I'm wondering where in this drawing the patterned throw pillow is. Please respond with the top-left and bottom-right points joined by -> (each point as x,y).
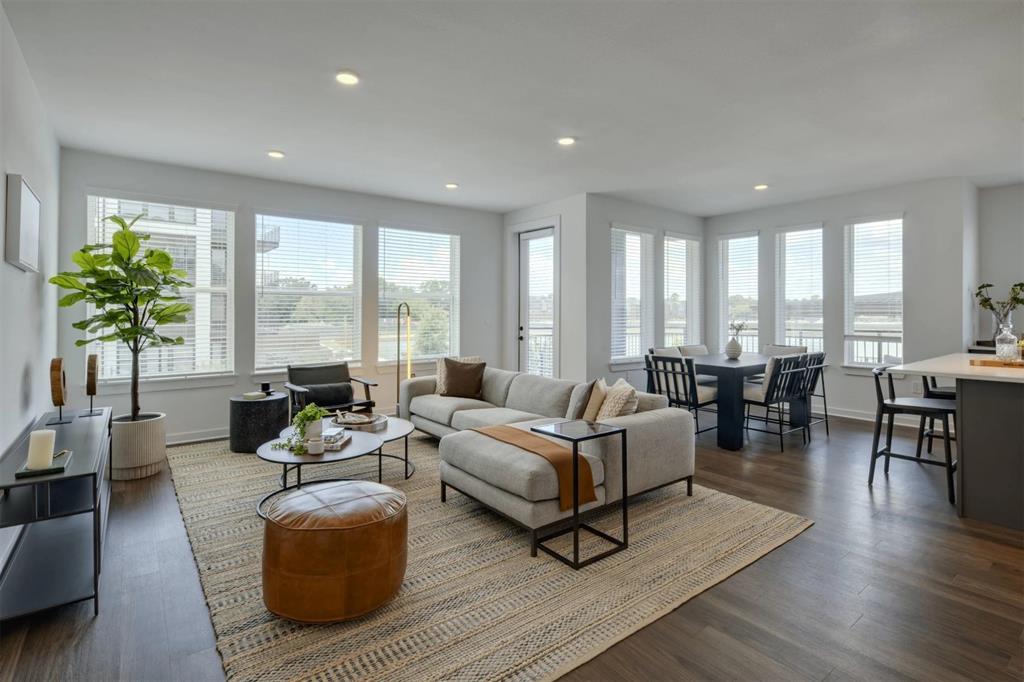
435,355 -> 482,394
595,378 -> 639,421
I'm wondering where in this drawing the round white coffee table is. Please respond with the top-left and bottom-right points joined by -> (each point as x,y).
279,415 -> 417,482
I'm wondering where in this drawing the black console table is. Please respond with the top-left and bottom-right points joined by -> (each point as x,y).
0,408 -> 111,620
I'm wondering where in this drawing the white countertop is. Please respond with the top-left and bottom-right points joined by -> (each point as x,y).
891,353 -> 1024,384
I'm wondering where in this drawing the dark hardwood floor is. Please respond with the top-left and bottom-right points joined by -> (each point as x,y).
1,417 -> 1021,681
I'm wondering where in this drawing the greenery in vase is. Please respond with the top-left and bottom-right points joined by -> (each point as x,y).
728,321 -> 747,336
273,403 -> 329,455
975,282 -> 1024,327
50,214 -> 191,421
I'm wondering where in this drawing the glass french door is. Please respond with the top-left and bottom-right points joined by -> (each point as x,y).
519,228 -> 556,376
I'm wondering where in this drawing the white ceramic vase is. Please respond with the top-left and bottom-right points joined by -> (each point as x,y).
111,412 -> 166,480
725,337 -> 743,360
305,418 -> 323,441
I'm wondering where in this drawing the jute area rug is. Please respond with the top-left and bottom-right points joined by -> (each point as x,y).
167,435 -> 811,682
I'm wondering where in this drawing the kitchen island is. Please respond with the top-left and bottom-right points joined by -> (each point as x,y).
892,353 -> 1024,530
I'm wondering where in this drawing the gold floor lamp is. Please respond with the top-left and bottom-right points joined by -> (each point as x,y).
395,302 -> 412,415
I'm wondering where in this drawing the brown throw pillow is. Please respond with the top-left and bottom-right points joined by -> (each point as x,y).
435,355 -> 482,394
439,358 -> 486,399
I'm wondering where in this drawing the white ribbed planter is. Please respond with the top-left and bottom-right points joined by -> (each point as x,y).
111,413 -> 167,480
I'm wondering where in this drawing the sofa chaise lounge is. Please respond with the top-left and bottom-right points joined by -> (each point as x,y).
399,367 -> 695,552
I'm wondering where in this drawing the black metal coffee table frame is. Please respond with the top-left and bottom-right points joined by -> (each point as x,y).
529,420 -> 628,569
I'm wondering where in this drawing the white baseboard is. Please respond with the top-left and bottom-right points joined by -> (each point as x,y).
167,426 -> 229,445
826,406 -> 948,431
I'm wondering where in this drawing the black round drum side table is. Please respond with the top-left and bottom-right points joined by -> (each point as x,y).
230,391 -> 289,453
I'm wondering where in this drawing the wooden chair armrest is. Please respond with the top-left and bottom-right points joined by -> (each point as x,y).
350,376 -> 378,387
284,382 -> 309,394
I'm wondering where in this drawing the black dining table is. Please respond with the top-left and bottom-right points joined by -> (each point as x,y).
691,353 -> 810,450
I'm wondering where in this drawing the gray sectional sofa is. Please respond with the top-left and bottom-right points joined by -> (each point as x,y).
399,367 -> 695,551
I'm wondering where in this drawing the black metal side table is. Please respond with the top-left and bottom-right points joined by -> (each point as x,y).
529,420 -> 628,569
229,391 -> 289,453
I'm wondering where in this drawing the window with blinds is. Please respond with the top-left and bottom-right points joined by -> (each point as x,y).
378,227 -> 460,361
844,217 -> 903,365
719,234 -> 759,352
87,195 -> 234,380
664,234 -> 701,346
775,226 -> 823,352
610,226 -> 654,361
254,214 -> 361,370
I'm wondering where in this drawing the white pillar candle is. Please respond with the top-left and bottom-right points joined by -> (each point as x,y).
26,429 -> 56,470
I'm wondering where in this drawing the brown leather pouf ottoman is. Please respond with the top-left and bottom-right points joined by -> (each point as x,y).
262,479 -> 407,623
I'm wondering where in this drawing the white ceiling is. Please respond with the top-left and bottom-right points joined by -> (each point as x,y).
4,1 -> 1022,216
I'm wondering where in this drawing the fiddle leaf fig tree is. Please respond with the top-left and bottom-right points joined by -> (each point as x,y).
50,214 -> 192,421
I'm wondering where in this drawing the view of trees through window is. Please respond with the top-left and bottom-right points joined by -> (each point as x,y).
777,227 -> 824,351
378,227 -> 460,362
254,215 -> 361,370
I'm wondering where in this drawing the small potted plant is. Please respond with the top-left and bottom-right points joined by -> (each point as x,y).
975,282 -> 1024,344
50,215 -> 191,480
725,321 -> 746,359
274,403 -> 329,455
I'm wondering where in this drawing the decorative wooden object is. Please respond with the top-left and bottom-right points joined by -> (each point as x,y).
46,358 -> 72,425
81,354 -> 102,417
969,357 -> 1024,369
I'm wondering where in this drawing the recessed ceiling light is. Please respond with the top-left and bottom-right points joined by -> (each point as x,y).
557,136 -> 576,146
754,184 -> 769,191
335,70 -> 360,86
267,150 -> 285,159
445,183 -> 459,190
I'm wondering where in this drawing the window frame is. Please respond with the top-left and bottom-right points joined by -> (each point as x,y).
85,193 -> 236,383
774,223 -> 824,352
662,231 -> 702,347
718,231 -> 760,353
253,212 -> 364,372
843,214 -> 904,367
609,223 -> 656,363
377,225 -> 462,363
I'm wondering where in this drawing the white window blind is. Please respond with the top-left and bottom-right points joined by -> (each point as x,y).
775,227 -> 823,352
844,217 -> 903,365
719,234 -> 759,352
664,235 -> 701,346
610,226 -> 654,360
87,195 -> 234,380
378,227 -> 461,361
254,214 -> 362,370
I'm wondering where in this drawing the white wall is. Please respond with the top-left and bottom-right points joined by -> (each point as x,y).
585,194 -> 704,387
977,183 -> 1024,338
58,149 -> 503,442
0,3 -> 60,572
502,194 -> 587,379
0,7 -> 59,453
705,177 -> 976,420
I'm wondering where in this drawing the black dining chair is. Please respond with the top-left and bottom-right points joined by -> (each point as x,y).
804,352 -> 830,438
644,354 -> 718,434
743,354 -> 810,451
869,367 -> 957,504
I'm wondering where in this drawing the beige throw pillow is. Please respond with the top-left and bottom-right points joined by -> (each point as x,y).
596,378 -> 639,421
581,378 -> 608,422
435,355 -> 482,394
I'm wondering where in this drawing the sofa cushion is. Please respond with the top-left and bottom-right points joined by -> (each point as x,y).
439,429 -> 605,502
504,374 -> 578,418
481,367 -> 518,406
435,355 -> 482,393
635,391 -> 669,412
409,394 -> 494,426
439,358 -> 486,399
596,378 -> 639,420
450,407 -> 544,430
565,380 -> 595,420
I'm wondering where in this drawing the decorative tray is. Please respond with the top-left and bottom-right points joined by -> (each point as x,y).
331,412 -> 388,432
969,358 -> 1024,368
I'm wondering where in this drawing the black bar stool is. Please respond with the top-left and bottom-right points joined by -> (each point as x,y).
869,367 -> 958,504
921,377 -> 956,454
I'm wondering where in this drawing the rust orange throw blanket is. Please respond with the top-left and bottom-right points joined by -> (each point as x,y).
472,425 -> 597,511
